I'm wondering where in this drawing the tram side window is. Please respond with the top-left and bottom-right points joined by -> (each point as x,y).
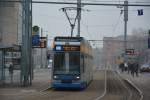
84,55 -> 87,72
81,55 -> 84,73
54,53 -> 65,74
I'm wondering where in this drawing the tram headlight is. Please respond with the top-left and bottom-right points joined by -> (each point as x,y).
76,76 -> 80,79
53,75 -> 58,79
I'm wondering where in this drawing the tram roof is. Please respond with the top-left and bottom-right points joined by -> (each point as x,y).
54,36 -> 85,42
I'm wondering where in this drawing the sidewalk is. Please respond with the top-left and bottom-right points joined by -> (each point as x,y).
0,69 -> 51,100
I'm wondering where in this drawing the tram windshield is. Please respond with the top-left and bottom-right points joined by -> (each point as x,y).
54,52 -> 80,74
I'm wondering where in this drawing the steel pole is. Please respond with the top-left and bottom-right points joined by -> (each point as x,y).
77,0 -> 81,37
41,28 -> 43,68
21,0 -> 32,86
124,0 -> 128,62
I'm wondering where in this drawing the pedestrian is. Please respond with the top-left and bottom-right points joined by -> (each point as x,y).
127,62 -> 131,74
9,63 -> 13,83
9,63 -> 13,75
130,61 -> 135,77
134,61 -> 139,77
119,62 -> 124,72
124,62 -> 128,71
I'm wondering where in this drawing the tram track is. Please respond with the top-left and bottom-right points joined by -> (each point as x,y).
4,70 -> 142,100
95,70 -> 143,100
116,71 -> 143,100
123,78 -> 143,100
39,70 -> 143,100
19,70 -> 104,100
114,71 -> 132,100
41,70 -> 106,100
17,87 -> 75,100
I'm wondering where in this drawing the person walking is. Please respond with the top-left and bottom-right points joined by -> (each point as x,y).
119,62 -> 124,72
124,62 -> 128,71
134,61 -> 139,77
127,61 -> 131,74
9,63 -> 14,83
130,61 -> 135,77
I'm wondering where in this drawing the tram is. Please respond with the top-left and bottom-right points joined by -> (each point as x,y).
51,36 -> 93,89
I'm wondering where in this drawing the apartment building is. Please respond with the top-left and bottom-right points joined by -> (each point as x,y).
0,0 -> 22,45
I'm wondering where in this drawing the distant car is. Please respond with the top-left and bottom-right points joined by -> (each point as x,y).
140,64 -> 150,72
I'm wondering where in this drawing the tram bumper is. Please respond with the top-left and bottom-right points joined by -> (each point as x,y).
51,82 -> 85,89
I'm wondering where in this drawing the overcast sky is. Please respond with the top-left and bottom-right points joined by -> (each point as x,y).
33,0 -> 150,47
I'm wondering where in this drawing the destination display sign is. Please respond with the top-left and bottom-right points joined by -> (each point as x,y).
54,45 -> 80,51
54,37 -> 83,42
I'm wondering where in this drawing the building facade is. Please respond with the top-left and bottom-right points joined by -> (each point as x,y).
0,0 -> 22,83
103,37 -> 124,69
0,0 -> 22,45
103,34 -> 149,69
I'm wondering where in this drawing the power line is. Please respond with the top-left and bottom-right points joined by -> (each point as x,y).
1,1 -> 150,7
88,39 -> 147,42
129,1 -> 150,4
81,21 -> 94,39
87,25 -> 113,27
86,8 -> 150,12
113,12 -> 123,32
52,0 -> 150,4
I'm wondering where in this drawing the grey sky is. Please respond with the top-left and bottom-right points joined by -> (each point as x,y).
33,0 -> 150,46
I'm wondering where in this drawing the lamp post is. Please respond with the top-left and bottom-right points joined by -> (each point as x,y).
124,0 -> 128,62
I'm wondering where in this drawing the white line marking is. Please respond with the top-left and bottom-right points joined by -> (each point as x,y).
94,68 -> 107,100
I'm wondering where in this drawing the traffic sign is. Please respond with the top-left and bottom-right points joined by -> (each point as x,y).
125,49 -> 134,55
39,37 -> 47,48
32,35 -> 40,46
33,26 -> 39,32
32,26 -> 39,35
138,9 -> 143,16
32,36 -> 47,48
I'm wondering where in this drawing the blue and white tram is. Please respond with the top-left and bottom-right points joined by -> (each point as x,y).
51,36 -> 93,89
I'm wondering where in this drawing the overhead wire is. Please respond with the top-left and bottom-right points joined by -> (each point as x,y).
81,20 -> 92,39
80,20 -> 95,47
113,11 -> 123,33
81,19 -> 116,48
52,0 -> 150,4
81,20 -> 104,48
1,1 -> 150,7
